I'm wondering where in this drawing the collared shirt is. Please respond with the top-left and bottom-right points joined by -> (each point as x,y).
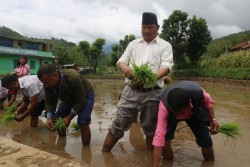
117,36 -> 174,88
18,75 -> 45,102
152,89 -> 214,147
14,64 -> 30,78
0,82 -> 8,99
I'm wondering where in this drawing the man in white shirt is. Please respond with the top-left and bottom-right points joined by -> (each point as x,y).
102,12 -> 174,152
1,74 -> 45,127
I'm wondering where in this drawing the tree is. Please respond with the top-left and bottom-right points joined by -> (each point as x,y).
110,34 -> 136,69
54,44 -> 72,65
160,10 -> 189,69
186,16 -> 212,64
119,34 -> 136,53
78,38 -> 106,74
160,10 -> 212,69
68,46 -> 87,67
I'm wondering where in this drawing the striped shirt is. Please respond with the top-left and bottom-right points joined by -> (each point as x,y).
0,82 -> 9,99
18,75 -> 45,102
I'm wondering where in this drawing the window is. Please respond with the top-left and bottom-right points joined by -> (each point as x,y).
44,61 -> 48,64
27,42 -> 39,50
0,37 -> 13,47
30,61 -> 36,69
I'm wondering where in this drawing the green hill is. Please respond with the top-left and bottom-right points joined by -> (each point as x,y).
204,30 -> 250,58
0,26 -> 76,48
0,26 -> 23,38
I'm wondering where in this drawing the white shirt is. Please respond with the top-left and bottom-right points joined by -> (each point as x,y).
18,75 -> 45,102
117,36 -> 174,88
0,82 -> 9,99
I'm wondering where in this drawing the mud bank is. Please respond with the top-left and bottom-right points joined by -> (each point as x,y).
173,77 -> 250,87
86,75 -> 250,87
0,136 -> 90,167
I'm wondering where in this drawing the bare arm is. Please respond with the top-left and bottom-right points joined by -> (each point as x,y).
117,62 -> 134,79
16,95 -> 39,122
156,68 -> 170,79
207,107 -> 219,134
8,94 -> 17,106
153,147 -> 163,167
64,112 -> 76,127
15,96 -> 29,115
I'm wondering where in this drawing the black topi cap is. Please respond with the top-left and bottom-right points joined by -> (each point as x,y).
142,12 -> 158,25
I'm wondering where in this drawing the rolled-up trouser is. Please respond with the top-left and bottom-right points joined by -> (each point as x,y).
166,116 -> 212,148
109,85 -> 163,139
30,100 -> 45,117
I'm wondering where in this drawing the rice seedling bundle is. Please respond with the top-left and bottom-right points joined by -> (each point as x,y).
131,62 -> 157,88
0,101 -> 19,126
53,117 -> 67,136
6,101 -> 19,113
1,112 -> 15,126
218,122 -> 242,140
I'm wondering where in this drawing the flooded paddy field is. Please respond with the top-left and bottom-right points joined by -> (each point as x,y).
1,79 -> 250,167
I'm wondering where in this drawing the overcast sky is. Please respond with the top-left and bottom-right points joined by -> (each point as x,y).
0,0 -> 249,45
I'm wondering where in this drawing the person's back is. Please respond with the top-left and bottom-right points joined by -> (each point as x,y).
18,75 -> 45,102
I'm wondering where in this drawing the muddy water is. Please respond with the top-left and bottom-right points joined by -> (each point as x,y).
0,79 -> 250,167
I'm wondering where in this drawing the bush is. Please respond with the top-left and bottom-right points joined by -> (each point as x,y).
201,50 -> 250,68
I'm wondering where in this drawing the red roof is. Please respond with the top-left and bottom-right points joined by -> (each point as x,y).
229,41 -> 250,51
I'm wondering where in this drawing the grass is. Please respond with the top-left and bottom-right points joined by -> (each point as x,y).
218,122 -> 242,140
70,122 -> 80,130
0,101 -> 19,126
131,62 -> 157,88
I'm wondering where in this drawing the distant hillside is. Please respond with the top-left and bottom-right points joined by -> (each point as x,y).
204,30 -> 250,58
0,26 -> 113,53
0,26 -> 76,48
3,25 -> 249,58
0,26 -> 23,38
103,44 -> 112,54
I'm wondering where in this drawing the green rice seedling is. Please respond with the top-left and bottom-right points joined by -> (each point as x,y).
6,101 -> 19,113
71,122 -> 80,130
53,117 -> 67,136
0,101 -> 19,126
218,122 -> 242,140
1,112 -> 15,126
131,62 -> 157,88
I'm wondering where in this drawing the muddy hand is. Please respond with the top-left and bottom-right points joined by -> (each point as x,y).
124,68 -> 134,80
210,119 -> 219,134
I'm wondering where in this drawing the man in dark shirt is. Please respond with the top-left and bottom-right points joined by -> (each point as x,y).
37,64 -> 95,145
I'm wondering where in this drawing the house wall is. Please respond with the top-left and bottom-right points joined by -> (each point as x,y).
0,36 -> 54,76
0,53 -> 54,75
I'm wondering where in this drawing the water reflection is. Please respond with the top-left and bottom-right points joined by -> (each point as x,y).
1,79 -> 250,167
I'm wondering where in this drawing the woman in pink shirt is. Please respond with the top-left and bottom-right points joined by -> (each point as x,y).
14,55 -> 30,78
152,81 -> 219,167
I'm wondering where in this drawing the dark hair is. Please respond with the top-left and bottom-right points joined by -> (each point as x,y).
167,88 -> 190,113
17,55 -> 28,67
37,64 -> 57,79
1,74 -> 18,88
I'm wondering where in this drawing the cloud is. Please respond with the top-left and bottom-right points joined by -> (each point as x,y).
0,0 -> 249,44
